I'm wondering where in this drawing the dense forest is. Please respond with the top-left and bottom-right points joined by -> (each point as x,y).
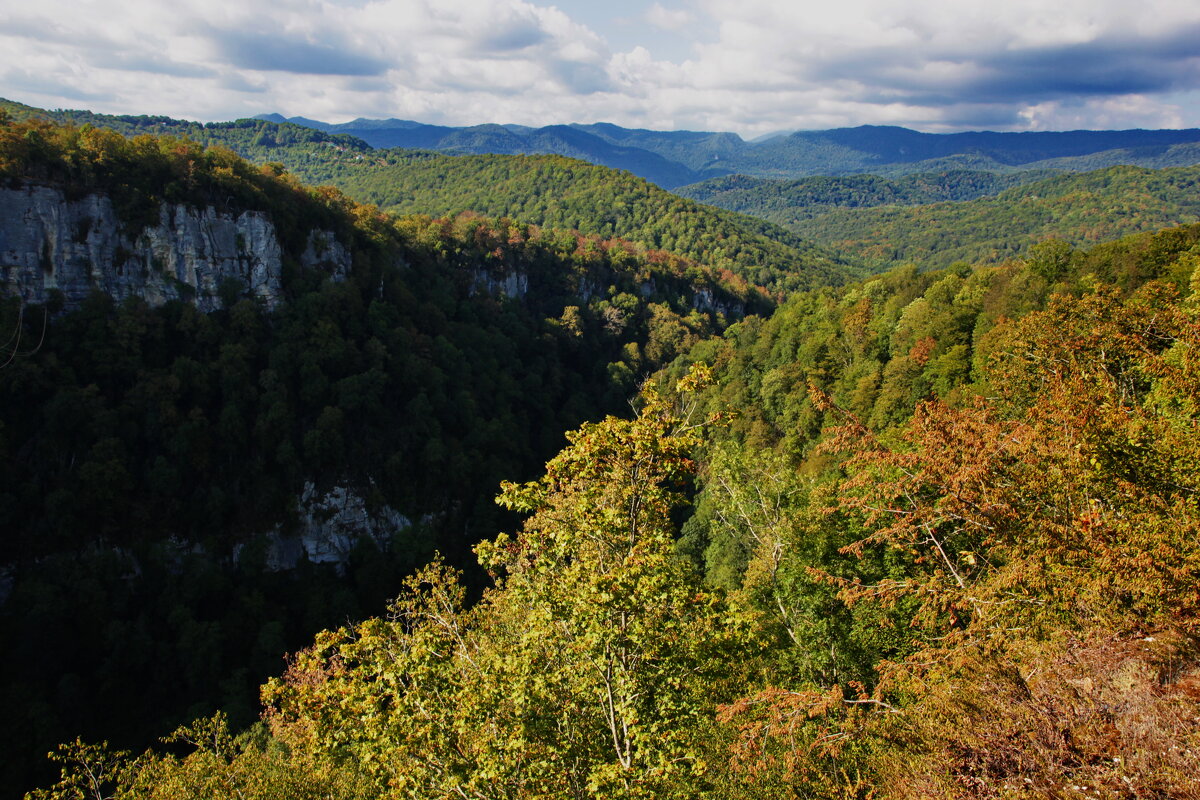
676,170 -> 1055,225
213,111 -> 1200,179
255,117 -> 722,190
0,97 -> 377,177
3,106 -> 1200,800
0,115 -> 766,795
724,124 -> 1200,176
296,151 -> 853,293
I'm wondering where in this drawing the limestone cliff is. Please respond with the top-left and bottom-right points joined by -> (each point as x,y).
0,183 -> 351,311
238,482 -> 415,574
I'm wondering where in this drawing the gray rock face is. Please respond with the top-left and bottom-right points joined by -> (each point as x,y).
0,184 -> 350,311
468,266 -> 529,299
691,287 -> 739,316
301,229 -> 352,281
240,482 -> 412,574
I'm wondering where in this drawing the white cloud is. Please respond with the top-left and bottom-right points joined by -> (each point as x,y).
2,0 -> 1200,134
678,0 -> 1200,132
644,3 -> 692,32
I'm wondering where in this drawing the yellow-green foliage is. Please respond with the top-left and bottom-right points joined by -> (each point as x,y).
713,275 -> 1200,798
261,369 -> 747,800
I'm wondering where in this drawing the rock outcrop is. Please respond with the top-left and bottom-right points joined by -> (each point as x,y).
468,265 -> 530,299
236,482 -> 412,574
0,184 -> 351,311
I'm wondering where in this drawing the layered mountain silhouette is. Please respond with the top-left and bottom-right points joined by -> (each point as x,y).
257,113 -> 1200,186
255,114 -> 725,188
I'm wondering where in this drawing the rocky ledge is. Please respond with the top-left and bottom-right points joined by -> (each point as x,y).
0,184 -> 351,311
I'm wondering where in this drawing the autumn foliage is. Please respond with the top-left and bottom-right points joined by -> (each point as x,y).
716,279 -> 1200,797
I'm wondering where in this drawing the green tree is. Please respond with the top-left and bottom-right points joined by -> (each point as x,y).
263,368 -> 746,799
1025,237 -> 1074,282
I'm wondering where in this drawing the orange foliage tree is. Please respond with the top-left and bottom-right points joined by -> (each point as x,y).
719,279 -> 1200,798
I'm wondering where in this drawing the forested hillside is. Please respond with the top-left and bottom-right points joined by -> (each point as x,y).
687,164 -> 1200,270
719,124 -> 1200,176
258,114 -> 723,189
792,164 -> 1200,269
256,110 -> 1200,179
0,100 -> 853,294
0,98 -> 376,177
301,151 -> 853,293
29,221 -> 1200,800
0,116 -> 767,796
676,170 -> 1050,225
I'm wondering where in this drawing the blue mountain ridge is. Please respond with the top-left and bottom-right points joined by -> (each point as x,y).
255,114 -> 1200,186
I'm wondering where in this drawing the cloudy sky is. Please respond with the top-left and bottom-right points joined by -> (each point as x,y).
4,0 -> 1200,136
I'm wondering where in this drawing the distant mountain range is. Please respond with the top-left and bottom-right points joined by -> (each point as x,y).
256,113 -> 1200,187
254,114 -> 734,188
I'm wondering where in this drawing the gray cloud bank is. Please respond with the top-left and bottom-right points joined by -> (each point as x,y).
2,0 -> 1199,135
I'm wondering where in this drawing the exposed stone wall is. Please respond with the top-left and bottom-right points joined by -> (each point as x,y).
0,184 -> 351,311
235,482 -> 413,574
468,266 -> 530,299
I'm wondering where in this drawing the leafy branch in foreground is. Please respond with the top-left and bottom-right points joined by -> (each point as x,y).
259,366 -> 748,799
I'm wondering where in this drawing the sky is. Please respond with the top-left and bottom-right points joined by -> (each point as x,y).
4,0 -> 1200,137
